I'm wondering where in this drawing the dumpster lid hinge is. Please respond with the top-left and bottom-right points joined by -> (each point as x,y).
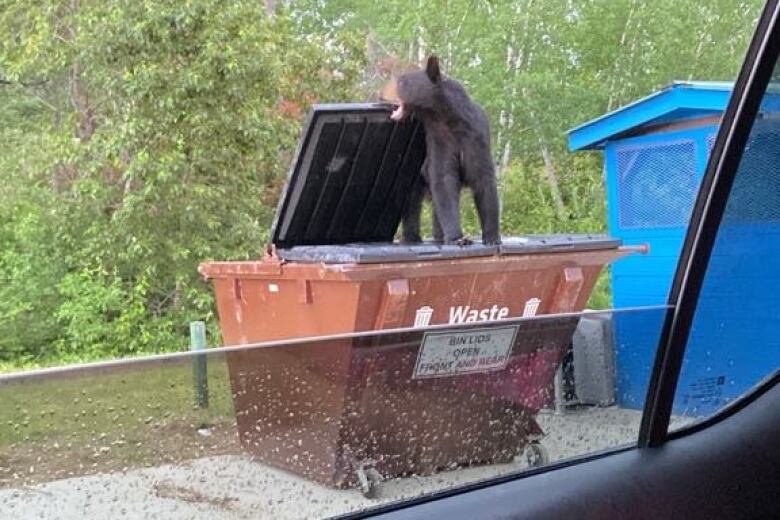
263,244 -> 283,263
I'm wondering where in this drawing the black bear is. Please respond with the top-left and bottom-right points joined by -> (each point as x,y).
381,55 -> 500,246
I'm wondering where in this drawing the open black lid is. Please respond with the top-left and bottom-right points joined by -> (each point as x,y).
270,103 -> 427,248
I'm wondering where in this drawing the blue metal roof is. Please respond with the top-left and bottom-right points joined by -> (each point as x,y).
567,81 -> 733,151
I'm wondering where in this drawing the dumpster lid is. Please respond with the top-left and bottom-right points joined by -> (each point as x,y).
276,235 -> 620,263
270,103 -> 427,249
499,235 -> 621,254
277,242 -> 499,263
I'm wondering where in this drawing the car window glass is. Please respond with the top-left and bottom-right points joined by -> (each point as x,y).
0,308 -> 671,519
670,59 -> 780,427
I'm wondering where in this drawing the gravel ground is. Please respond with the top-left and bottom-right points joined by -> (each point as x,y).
0,406 -> 692,520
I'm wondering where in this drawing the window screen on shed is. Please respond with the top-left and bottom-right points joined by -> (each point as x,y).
616,140 -> 697,229
721,118 -> 780,224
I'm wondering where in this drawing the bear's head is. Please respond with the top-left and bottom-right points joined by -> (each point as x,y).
380,55 -> 441,121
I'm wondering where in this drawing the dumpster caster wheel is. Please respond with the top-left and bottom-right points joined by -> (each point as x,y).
357,467 -> 382,499
525,442 -> 549,468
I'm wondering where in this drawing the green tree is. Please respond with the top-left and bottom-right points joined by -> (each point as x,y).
0,0 -> 365,363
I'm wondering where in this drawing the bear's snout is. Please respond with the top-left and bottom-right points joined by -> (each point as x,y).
380,78 -> 406,120
379,78 -> 401,103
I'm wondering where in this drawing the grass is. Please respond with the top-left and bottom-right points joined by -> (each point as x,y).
0,355 -> 241,487
587,269 -> 613,310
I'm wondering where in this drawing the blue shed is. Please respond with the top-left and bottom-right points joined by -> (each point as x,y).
568,81 -> 780,415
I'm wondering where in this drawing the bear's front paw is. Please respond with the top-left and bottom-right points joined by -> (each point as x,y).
390,103 -> 406,121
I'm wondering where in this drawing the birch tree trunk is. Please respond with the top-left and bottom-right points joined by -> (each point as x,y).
540,144 -> 566,220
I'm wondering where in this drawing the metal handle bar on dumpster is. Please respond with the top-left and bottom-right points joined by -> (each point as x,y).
618,244 -> 650,255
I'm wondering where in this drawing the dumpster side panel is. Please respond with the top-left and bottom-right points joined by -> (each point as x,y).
335,263 -> 607,480
227,341 -> 355,486
450,265 -> 603,411
339,318 -> 583,480
363,264 -> 603,331
211,277 -> 366,343
211,278 -> 370,486
343,334 -> 529,478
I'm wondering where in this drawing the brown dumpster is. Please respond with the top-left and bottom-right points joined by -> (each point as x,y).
199,104 -> 636,496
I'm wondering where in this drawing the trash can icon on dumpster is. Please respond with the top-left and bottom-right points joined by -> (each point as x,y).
523,298 -> 542,317
414,306 -> 434,328
199,103 -> 638,497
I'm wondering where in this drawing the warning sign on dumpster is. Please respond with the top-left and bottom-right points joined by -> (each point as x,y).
413,325 -> 519,379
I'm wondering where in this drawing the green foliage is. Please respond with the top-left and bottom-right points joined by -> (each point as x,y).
0,192 -> 65,362
54,270 -> 174,359
0,0 -> 365,365
0,0 -> 765,368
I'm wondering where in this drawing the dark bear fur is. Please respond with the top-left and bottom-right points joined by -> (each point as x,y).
381,55 -> 500,246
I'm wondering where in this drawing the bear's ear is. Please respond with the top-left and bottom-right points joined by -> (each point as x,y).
425,55 -> 441,83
